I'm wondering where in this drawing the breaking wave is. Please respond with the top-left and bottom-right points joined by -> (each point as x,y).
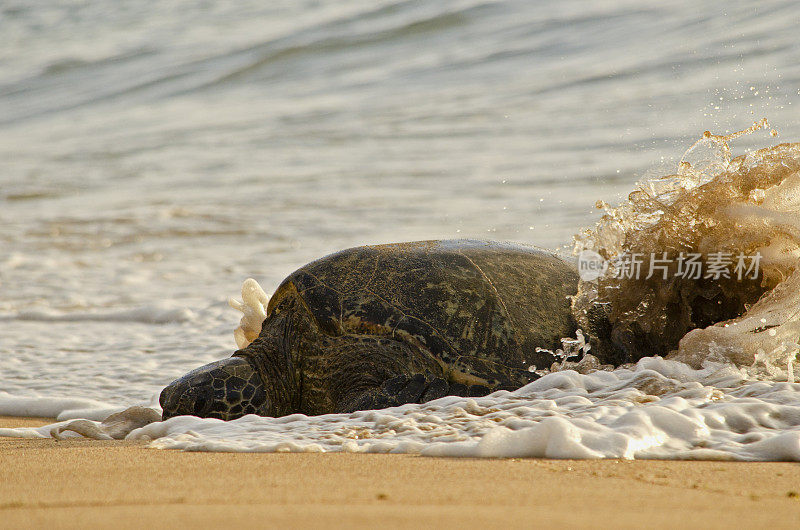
573,121 -> 800,382
0,304 -> 195,324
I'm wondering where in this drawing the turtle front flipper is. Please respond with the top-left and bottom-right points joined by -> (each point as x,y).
336,373 -> 450,413
301,333 -> 446,414
336,373 -> 501,413
315,334 -> 501,413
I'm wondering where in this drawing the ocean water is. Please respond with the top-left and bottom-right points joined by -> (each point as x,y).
2,0 -> 800,459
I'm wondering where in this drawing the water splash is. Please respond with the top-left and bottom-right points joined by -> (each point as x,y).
228,278 -> 270,349
573,120 -> 800,380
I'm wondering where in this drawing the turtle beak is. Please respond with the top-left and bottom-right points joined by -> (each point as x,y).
159,357 -> 270,421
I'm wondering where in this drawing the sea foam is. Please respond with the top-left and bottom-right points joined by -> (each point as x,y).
1,303 -> 195,325
123,357 -> 799,460
4,355 -> 799,460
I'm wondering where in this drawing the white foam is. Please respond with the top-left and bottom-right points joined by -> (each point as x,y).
96,358 -> 798,461
1,303 -> 195,325
0,394 -> 113,419
228,278 -> 270,349
3,344 -> 800,461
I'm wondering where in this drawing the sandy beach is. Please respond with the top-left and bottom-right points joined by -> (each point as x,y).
1,417 -> 799,529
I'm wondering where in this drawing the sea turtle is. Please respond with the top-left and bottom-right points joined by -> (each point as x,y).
160,240 -> 580,420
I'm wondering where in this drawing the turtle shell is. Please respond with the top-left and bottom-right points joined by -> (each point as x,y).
267,240 -> 579,383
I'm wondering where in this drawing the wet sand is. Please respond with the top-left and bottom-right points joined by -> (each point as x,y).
2,417 -> 799,529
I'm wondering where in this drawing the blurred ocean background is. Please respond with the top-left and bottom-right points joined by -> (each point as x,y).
1,0 -> 799,408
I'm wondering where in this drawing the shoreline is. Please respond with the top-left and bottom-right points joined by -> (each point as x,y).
2,416 -> 800,528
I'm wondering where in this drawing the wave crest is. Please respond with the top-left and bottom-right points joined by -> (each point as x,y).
573,121 -> 800,380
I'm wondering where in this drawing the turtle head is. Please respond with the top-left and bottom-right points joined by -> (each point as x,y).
159,357 -> 269,421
